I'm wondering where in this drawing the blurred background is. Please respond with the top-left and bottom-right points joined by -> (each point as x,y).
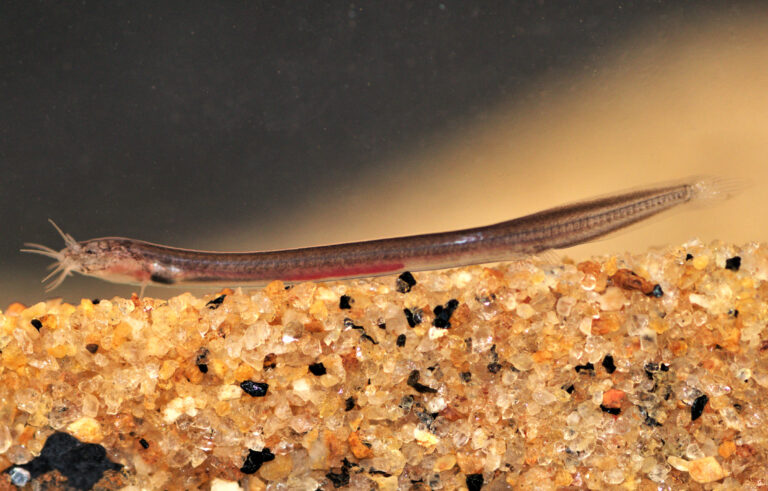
2,1 -> 766,305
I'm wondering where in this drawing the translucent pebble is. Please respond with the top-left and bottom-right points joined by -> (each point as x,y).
567,435 -> 595,455
675,310 -> 693,327
509,353 -> 534,371
562,428 -> 577,441
471,428 -> 488,449
431,274 -> 451,292
483,450 -> 502,473
223,334 -> 244,358
577,406 -> 601,427
734,367 -> 752,383
556,296 -> 577,317
700,438 -> 718,457
591,391 -> 603,406
578,318 -> 592,336
581,274 -> 597,291
626,314 -> 649,336
605,417 -> 631,435
532,389 -> 556,405
692,255 -> 709,270
116,298 -> 136,314
103,390 -> 124,415
524,402 -> 542,416
300,336 -> 322,357
243,322 -> 268,349
88,351 -> 109,368
149,470 -> 171,489
190,448 -> 207,468
583,336 -> 606,359
565,412 -> 581,427
706,383 -> 731,397
414,427 -> 439,447
495,391 -> 513,410
471,328 -> 494,352
639,331 -> 658,352
6,445 -> 32,465
501,370 -> 518,385
15,388 -> 41,413
274,399 -> 293,420
602,468 -> 625,485
218,385 -> 242,401
290,449 -> 311,475
753,370 -> 768,388
168,447 -> 192,468
289,415 -> 314,434
452,270 -> 473,288
598,287 -> 627,311
741,323 -> 764,343
689,293 -> 711,310
425,396 -> 447,413
287,476 -> 322,490
244,432 -> 265,450
719,407 -> 742,430
428,327 -> 448,340
8,467 -> 31,487
501,293 -> 517,310
452,432 -> 469,448
66,417 -> 104,443
0,424 -> 11,454
210,478 -> 243,491
516,303 -> 536,319
292,378 -> 312,402
685,443 -> 705,460
693,310 -> 708,326
12,329 -> 34,354
667,455 -> 690,471
647,462 -> 670,483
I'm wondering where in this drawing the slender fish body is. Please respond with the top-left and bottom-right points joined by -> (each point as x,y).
22,177 -> 736,290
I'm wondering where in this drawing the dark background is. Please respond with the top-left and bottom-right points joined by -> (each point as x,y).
1,1 -> 761,304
